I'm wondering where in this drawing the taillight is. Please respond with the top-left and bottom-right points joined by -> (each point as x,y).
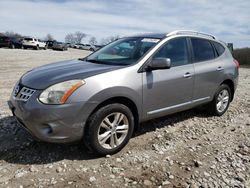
233,59 -> 240,69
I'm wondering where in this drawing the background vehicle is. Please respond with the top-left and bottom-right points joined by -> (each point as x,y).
81,44 -> 95,51
73,43 -> 84,49
46,40 -> 57,49
22,37 -> 47,50
94,44 -> 104,51
0,36 -> 23,49
8,30 -> 239,155
52,42 -> 68,51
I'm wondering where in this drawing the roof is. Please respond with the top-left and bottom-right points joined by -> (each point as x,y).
126,30 -> 217,40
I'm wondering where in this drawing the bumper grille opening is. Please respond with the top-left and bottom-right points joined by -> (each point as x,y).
14,85 -> 36,102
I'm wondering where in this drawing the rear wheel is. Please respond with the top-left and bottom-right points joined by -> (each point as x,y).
207,84 -> 231,116
85,103 -> 134,155
10,44 -> 15,49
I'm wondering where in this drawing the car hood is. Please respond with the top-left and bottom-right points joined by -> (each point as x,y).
20,59 -> 124,89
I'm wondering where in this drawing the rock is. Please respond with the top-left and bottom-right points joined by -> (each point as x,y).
15,170 -> 27,178
210,165 -> 216,169
186,167 -> 191,171
89,176 -> 96,182
29,166 -> 38,172
162,180 -> 171,185
144,179 -> 152,186
204,172 -> 210,177
116,158 -> 122,163
194,160 -> 202,167
169,175 -> 174,179
190,183 -> 199,188
56,167 -> 63,173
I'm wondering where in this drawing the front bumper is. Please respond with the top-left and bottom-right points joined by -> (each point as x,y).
8,90 -> 97,143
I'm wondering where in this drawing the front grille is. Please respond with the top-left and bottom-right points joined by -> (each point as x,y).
14,85 -> 36,102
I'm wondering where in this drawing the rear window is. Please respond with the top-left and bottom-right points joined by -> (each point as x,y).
24,38 -> 33,41
212,41 -> 225,56
191,38 -> 215,62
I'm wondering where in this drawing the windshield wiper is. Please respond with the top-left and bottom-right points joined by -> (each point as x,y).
78,57 -> 86,61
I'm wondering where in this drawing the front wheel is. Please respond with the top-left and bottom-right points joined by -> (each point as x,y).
207,84 -> 231,116
85,103 -> 134,155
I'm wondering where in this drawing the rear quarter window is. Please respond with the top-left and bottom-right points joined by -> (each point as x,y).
191,38 -> 215,62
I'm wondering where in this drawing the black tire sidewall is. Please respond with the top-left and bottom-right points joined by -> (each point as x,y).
213,84 -> 231,116
86,103 -> 134,155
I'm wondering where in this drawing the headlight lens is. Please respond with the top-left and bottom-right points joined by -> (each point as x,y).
39,80 -> 85,104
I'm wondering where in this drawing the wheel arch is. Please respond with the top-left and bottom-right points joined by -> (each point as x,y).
85,96 -> 140,134
220,79 -> 235,101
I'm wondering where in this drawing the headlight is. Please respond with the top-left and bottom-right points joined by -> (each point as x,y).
39,80 -> 85,104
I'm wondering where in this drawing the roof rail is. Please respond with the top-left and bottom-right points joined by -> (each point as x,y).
166,30 -> 216,39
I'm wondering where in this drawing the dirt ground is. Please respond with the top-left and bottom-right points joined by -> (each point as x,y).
0,48 -> 249,188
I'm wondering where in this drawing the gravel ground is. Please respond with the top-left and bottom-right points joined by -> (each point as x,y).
0,48 -> 249,188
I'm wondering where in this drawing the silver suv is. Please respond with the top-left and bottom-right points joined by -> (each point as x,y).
8,30 -> 239,155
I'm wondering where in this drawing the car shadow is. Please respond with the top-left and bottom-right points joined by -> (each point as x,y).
135,108 -> 210,137
0,108 -> 210,165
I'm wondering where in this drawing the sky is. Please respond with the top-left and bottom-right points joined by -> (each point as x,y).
0,0 -> 249,47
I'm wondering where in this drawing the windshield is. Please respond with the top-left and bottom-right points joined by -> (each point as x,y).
85,37 -> 160,65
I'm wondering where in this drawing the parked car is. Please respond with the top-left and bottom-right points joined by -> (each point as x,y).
0,36 -> 24,49
22,37 -> 47,50
46,40 -> 57,49
94,44 -> 104,51
52,42 -> 68,51
73,43 -> 84,49
81,44 -> 95,51
8,30 -> 239,155
66,43 -> 74,48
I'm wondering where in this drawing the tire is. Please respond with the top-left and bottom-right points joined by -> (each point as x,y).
10,44 -> 15,49
20,45 -> 24,49
207,84 -> 231,116
35,45 -> 39,50
90,48 -> 94,51
44,46 -> 47,50
85,103 -> 134,155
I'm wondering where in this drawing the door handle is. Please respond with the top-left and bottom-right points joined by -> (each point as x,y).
183,72 -> 192,78
217,66 -> 224,71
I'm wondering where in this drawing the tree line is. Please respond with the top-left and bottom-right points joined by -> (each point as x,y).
233,48 -> 250,65
1,31 -> 119,45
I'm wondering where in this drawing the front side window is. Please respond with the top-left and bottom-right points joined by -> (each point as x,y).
153,37 -> 189,67
86,37 -> 160,65
191,38 -> 215,62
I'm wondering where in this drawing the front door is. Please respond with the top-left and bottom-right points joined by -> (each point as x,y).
142,37 -> 194,119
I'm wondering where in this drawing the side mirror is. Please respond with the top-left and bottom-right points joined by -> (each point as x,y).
146,58 -> 171,71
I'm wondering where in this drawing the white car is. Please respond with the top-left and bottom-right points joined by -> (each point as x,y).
22,37 -> 47,50
82,44 -> 95,51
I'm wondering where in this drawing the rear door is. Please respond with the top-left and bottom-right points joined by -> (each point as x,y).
190,37 -> 224,102
142,37 -> 194,119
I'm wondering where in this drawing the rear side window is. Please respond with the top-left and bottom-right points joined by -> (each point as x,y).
191,38 -> 215,62
153,37 -> 189,67
24,38 -> 33,41
212,41 -> 225,56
